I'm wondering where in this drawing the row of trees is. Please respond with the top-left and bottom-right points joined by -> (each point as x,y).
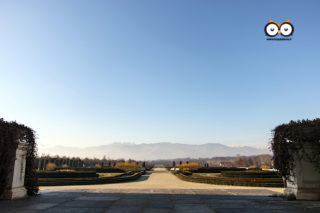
168,154 -> 273,169
233,154 -> 272,168
36,155 -> 148,171
38,154 -> 272,171
36,156 -> 84,170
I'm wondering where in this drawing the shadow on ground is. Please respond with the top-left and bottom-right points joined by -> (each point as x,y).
1,190 -> 319,213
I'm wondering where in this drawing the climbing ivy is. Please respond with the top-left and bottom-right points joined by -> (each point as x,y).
271,118 -> 320,181
0,118 -> 38,197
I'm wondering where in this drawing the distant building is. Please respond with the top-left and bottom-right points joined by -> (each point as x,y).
219,161 -> 233,167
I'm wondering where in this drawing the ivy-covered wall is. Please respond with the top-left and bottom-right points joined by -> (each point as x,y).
271,118 -> 320,180
0,118 -> 38,197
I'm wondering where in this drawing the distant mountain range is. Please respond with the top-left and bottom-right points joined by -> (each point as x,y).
39,142 -> 270,160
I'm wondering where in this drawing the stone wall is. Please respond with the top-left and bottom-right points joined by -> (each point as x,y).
285,149 -> 320,200
1,142 -> 28,199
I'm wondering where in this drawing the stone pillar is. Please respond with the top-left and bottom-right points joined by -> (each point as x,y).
2,142 -> 28,199
285,147 -> 320,200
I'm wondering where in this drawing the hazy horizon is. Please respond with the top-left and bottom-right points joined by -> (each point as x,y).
39,141 -> 270,150
38,142 -> 271,160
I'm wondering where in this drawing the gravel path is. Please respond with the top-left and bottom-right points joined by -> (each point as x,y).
40,168 -> 284,195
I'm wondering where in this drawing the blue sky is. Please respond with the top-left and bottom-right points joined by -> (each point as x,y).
1,0 -> 319,151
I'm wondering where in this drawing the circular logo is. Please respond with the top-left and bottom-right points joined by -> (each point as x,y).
265,20 -> 294,37
265,22 -> 279,37
280,22 -> 294,37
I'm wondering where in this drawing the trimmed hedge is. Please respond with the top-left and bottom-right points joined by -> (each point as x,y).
67,168 -> 97,172
221,171 -> 281,178
174,172 -> 284,187
38,171 -> 145,186
96,168 -> 125,173
193,167 -> 247,173
62,167 -> 125,173
37,171 -> 98,178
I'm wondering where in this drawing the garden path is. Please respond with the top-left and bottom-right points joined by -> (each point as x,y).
40,168 -> 284,195
2,169 -> 319,213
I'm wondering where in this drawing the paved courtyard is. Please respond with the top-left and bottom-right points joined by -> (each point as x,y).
1,168 -> 319,213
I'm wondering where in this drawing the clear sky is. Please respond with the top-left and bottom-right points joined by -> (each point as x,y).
1,0 -> 319,151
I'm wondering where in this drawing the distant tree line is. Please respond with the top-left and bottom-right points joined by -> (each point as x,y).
233,154 -> 272,168
36,155 -> 84,170
36,155 -> 148,170
156,154 -> 273,168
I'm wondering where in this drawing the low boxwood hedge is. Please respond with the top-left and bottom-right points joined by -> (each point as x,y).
38,171 -> 145,186
174,172 -> 284,187
37,171 -> 98,178
62,167 -> 125,173
192,167 -> 247,173
220,171 -> 281,178
96,168 -> 125,173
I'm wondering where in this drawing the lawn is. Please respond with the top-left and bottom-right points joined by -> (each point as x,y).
97,173 -> 123,178
195,173 -> 221,177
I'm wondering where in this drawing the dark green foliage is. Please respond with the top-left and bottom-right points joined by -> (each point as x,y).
96,168 -> 125,173
174,172 -> 284,187
286,193 -> 297,201
221,171 -> 281,178
71,168 -> 97,172
63,167 -> 123,172
193,167 -> 247,173
0,118 -> 38,197
38,171 -> 145,186
271,119 -> 320,180
145,166 -> 153,171
37,171 -> 98,178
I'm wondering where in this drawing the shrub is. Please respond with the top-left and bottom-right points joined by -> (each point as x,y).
177,162 -> 200,171
115,162 -> 142,171
61,164 -> 69,169
0,118 -> 38,197
286,193 -> 297,201
271,119 -> 320,181
261,165 -> 270,170
46,163 -> 57,171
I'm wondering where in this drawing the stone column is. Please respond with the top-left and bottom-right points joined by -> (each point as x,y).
285,146 -> 320,200
2,142 -> 28,199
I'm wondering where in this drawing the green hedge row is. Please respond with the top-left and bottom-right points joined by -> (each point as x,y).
193,173 -> 281,180
220,171 -> 281,178
37,171 -> 98,178
38,171 -> 145,186
174,172 -> 284,187
55,167 -> 125,173
193,167 -> 247,173
96,168 -> 125,173
193,173 -> 282,182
